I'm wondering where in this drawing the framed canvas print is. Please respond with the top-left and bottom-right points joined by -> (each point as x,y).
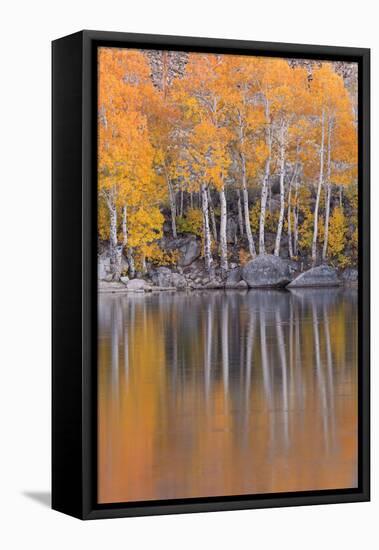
52,30 -> 370,519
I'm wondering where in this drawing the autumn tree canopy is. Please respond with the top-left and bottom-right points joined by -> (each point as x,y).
98,48 -> 358,279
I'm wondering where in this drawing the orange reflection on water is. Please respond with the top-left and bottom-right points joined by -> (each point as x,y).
98,289 -> 358,503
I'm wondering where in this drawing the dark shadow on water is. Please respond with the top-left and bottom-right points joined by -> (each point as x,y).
23,491 -> 51,508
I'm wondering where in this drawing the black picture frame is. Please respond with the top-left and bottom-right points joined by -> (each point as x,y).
52,30 -> 370,520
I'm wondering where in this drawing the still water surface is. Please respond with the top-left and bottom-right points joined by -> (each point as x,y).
98,289 -> 358,503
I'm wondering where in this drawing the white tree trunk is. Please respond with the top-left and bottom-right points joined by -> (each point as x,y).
323,184 -> 332,262
121,204 -> 129,278
114,247 -> 122,279
241,152 -> 256,258
238,112 -> 256,258
322,119 -> 333,262
201,184 -> 213,272
237,189 -> 244,236
122,205 -> 127,247
293,208 -> 299,257
122,204 -> 136,278
141,254 -> 147,274
109,202 -> 118,266
219,187 -> 228,272
104,191 -> 121,280
312,110 -> 325,266
274,124 -> 286,256
259,98 -> 272,255
287,178 -> 293,260
293,178 -> 299,257
259,166 -> 270,255
166,172 -> 177,238
207,188 -> 218,242
179,189 -> 184,217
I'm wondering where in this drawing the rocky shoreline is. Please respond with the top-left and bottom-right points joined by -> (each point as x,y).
99,254 -> 358,294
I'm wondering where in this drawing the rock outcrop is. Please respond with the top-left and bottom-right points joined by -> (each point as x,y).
98,242 -> 128,281
341,268 -> 358,285
287,265 -> 340,288
98,251 -> 128,281
225,267 -> 244,289
126,279 -> 152,291
150,267 -> 187,289
242,255 -> 291,288
161,235 -> 201,267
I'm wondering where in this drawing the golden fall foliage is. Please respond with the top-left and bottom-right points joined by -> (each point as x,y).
98,48 -> 358,278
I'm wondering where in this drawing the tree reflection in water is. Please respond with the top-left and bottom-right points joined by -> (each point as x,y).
98,288 -> 358,503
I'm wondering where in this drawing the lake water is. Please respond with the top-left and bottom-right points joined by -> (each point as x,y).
98,288 -> 358,504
